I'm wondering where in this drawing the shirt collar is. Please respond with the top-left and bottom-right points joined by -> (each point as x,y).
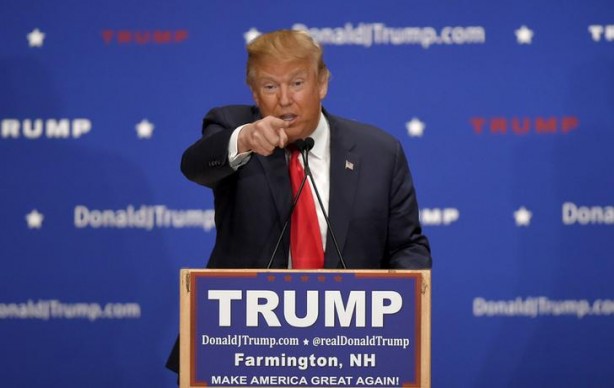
308,111 -> 330,160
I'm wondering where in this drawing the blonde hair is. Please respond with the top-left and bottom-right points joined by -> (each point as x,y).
246,29 -> 330,86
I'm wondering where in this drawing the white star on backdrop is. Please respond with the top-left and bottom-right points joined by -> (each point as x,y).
26,209 -> 44,229
406,118 -> 426,137
27,28 -> 46,47
515,25 -> 534,44
514,206 -> 532,227
244,28 -> 261,44
136,119 -> 154,139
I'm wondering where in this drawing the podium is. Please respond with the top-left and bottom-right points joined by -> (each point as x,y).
179,269 -> 431,387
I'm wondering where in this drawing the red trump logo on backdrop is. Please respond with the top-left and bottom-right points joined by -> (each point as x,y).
470,116 -> 579,135
102,30 -> 188,45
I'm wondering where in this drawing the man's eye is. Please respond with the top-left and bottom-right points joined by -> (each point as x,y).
293,80 -> 304,87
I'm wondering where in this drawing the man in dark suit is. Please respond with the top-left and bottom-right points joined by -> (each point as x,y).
167,28 -> 431,375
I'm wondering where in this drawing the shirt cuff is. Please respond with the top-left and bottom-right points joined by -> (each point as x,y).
228,124 -> 252,170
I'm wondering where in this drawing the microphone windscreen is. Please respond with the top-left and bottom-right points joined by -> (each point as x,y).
304,137 -> 315,151
290,139 -> 305,151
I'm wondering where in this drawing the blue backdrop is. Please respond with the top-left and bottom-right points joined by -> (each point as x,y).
1,1 -> 613,387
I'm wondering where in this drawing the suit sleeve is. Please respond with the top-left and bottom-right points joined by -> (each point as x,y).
181,107 -> 247,188
386,141 -> 432,269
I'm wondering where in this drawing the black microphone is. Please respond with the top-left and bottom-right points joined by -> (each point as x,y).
299,137 -> 348,269
266,139 -> 311,269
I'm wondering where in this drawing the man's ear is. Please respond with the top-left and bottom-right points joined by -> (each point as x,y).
319,77 -> 329,100
250,87 -> 260,107
318,73 -> 328,100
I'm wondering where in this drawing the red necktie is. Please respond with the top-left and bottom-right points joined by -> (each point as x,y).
288,149 -> 324,269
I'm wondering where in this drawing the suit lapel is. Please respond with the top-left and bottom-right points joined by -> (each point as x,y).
325,115 -> 359,268
249,107 -> 292,265
249,108 -> 292,226
254,150 -> 292,267
257,149 -> 292,223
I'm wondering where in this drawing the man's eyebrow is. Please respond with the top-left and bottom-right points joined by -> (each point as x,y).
289,70 -> 309,78
256,69 -> 309,82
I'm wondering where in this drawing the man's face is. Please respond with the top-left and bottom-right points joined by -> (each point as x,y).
250,59 -> 328,143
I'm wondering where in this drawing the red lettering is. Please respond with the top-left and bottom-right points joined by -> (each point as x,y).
134,31 -> 151,44
562,116 -> 579,133
472,116 -> 579,135
175,30 -> 189,42
102,29 -> 189,45
491,118 -> 507,134
511,117 -> 530,135
102,30 -> 114,44
154,30 -> 172,44
535,117 -> 557,133
117,31 -> 132,44
470,117 -> 486,134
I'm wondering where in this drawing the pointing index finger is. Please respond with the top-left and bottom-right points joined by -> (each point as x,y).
268,116 -> 288,130
277,128 -> 288,148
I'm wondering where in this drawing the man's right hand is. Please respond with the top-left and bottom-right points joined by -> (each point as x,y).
237,116 -> 289,156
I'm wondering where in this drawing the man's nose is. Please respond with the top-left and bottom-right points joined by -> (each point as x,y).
278,85 -> 292,106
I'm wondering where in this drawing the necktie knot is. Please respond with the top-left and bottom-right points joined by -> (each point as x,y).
287,143 -> 300,153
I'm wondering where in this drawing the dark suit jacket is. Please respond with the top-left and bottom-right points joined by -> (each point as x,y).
167,105 -> 432,374
181,105 -> 431,269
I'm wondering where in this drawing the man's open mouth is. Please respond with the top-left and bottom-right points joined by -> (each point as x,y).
279,114 -> 297,122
